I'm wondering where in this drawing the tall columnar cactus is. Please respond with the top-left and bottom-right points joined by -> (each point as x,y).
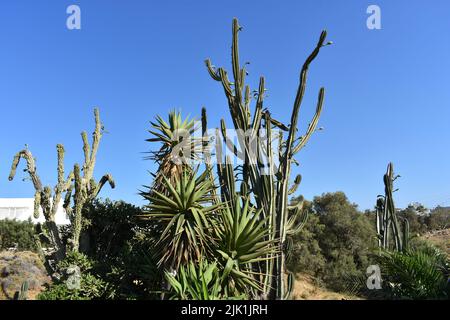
63,108 -> 115,252
204,18 -> 330,299
8,108 -> 114,260
375,162 -> 409,252
9,145 -> 72,261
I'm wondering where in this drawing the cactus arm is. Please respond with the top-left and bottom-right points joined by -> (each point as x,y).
81,107 -> 102,182
81,131 -> 90,171
292,88 -> 325,154
8,149 -> 43,191
92,173 -> 115,199
204,59 -> 221,81
283,31 -> 327,166
33,190 -> 41,219
63,184 -> 73,218
220,119 -> 243,158
288,175 -> 302,195
201,108 -> 219,203
70,164 -> 83,251
250,77 -> 265,138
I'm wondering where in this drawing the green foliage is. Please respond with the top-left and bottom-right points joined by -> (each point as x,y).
165,260 -> 244,300
0,219 -> 38,252
57,251 -> 93,273
38,251 -> 110,300
215,196 -> 275,296
38,273 -> 108,300
141,170 -> 218,270
427,206 -> 450,231
287,205 -> 326,277
83,199 -> 141,259
398,205 -> 429,235
288,192 -> 377,292
377,244 -> 450,299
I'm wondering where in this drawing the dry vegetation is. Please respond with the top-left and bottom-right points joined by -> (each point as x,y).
0,251 -> 50,300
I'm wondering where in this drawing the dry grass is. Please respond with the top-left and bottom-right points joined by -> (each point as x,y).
291,274 -> 363,300
422,228 -> 450,257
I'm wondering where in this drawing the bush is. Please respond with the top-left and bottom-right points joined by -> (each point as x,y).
82,199 -> 162,299
37,252 -> 110,300
38,273 -> 108,300
288,192 -> 377,292
0,219 -> 38,252
287,204 -> 326,277
377,244 -> 449,299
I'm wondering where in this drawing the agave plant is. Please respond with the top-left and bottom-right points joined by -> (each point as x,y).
164,260 -> 242,300
214,196 -> 277,297
141,169 -> 219,270
146,111 -> 200,194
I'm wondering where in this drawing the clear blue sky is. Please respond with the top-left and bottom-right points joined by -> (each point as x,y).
1,0 -> 449,211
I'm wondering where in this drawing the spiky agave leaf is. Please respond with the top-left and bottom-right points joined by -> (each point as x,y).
215,196 -> 277,296
164,260 -> 238,300
141,169 -> 220,270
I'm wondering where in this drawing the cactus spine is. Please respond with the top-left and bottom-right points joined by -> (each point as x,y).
205,18 -> 330,299
376,162 -> 409,252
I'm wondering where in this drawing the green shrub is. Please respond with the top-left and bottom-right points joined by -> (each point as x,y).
0,219 -> 38,252
287,207 -> 326,277
38,273 -> 108,300
82,199 -> 162,299
37,252 -> 110,300
288,192 -> 377,293
377,244 -> 449,299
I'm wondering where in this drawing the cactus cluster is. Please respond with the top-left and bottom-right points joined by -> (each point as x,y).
203,18 -> 330,299
375,162 -> 409,252
8,108 -> 114,262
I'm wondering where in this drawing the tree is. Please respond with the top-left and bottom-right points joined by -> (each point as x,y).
312,192 -> 377,291
427,206 -> 450,230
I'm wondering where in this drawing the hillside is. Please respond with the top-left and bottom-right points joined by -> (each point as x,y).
422,228 -> 450,256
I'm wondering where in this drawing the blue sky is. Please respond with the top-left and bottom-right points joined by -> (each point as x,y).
0,0 -> 449,210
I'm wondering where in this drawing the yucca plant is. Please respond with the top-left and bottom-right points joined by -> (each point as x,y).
141,169 -> 219,270
145,111 -> 199,194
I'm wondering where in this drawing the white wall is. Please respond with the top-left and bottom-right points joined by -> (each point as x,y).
0,198 -> 70,225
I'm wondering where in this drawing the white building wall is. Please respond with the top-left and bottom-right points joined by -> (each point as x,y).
0,198 -> 70,225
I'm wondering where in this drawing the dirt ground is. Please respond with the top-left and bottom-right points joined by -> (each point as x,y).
291,274 -> 362,300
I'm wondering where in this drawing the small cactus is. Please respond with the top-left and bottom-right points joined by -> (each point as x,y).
14,281 -> 29,300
